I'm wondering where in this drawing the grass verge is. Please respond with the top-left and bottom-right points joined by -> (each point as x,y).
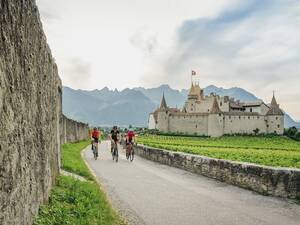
62,140 -> 94,180
35,141 -> 126,225
34,176 -> 125,225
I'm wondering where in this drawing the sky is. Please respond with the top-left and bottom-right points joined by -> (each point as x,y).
36,0 -> 300,120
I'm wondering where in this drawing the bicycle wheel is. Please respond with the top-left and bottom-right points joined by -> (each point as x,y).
130,149 -> 134,162
115,147 -> 118,163
126,147 -> 129,160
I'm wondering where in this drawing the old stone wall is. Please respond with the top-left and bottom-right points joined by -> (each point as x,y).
0,1 -> 62,224
224,114 -> 268,134
169,114 -> 208,135
134,145 -> 300,199
60,115 -> 89,145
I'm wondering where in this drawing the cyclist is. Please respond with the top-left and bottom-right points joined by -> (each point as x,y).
126,128 -> 135,160
91,127 -> 100,159
110,126 -> 120,153
126,128 -> 135,146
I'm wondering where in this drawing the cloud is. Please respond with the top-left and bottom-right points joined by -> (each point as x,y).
62,58 -> 92,89
150,0 -> 300,91
129,28 -> 159,55
36,0 -> 61,21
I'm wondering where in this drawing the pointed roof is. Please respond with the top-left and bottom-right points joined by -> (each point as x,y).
271,94 -> 278,106
210,96 -> 222,114
160,93 -> 167,109
267,94 -> 284,115
188,83 -> 197,95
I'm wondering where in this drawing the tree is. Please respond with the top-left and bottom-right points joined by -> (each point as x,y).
287,127 -> 298,137
253,128 -> 260,136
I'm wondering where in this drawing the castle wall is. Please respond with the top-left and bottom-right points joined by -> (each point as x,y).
208,114 -> 224,137
156,111 -> 169,132
168,114 -> 208,135
267,115 -> 284,135
185,96 -> 230,114
244,104 -> 269,115
224,114 -> 268,134
148,114 -> 156,129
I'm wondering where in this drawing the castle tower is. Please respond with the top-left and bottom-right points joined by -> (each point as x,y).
188,83 -> 198,100
208,97 -> 224,137
266,93 -> 284,134
160,93 -> 168,109
156,93 -> 169,132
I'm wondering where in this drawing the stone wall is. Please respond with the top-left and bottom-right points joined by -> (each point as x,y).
134,145 -> 300,199
0,1 -> 62,224
60,115 -> 89,144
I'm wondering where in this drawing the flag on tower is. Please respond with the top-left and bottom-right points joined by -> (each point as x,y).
192,70 -> 196,76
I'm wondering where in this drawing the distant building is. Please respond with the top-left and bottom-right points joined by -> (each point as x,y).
148,83 -> 284,137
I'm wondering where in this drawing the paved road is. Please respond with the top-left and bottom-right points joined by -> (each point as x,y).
84,141 -> 300,225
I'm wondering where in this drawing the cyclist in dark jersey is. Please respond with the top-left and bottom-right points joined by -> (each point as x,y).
110,126 -> 120,153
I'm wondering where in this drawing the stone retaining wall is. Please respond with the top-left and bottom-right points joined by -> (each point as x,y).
0,1 -> 90,224
134,145 -> 300,199
0,1 -> 62,224
60,115 -> 89,145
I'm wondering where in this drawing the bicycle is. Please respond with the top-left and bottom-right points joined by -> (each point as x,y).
91,141 -> 98,160
111,140 -> 118,162
126,142 -> 134,162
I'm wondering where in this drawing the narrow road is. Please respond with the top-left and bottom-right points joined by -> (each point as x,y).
84,141 -> 300,225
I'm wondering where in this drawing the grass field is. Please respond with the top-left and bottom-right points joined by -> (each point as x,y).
138,135 -> 300,169
61,140 -> 94,180
35,141 -> 126,225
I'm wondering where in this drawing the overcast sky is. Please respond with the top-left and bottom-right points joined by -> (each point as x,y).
36,0 -> 299,120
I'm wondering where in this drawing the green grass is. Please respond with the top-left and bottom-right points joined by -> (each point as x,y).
34,176 -> 125,225
35,141 -> 126,225
138,135 -> 300,169
62,140 -> 94,180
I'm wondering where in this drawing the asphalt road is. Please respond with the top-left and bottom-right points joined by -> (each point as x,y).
84,141 -> 300,225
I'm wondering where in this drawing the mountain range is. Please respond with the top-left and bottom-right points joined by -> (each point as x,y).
63,85 -> 300,128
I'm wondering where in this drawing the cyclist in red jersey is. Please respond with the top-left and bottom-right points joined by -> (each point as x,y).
91,127 -> 101,159
126,129 -> 135,145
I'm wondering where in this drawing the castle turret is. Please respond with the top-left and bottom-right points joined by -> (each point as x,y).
156,93 -> 169,132
266,94 -> 284,116
266,94 -> 284,135
208,96 -> 224,137
210,96 -> 222,113
188,83 -> 198,100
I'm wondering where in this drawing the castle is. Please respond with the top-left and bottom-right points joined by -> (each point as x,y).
148,83 -> 284,137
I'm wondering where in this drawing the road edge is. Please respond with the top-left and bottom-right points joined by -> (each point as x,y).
81,145 -> 130,225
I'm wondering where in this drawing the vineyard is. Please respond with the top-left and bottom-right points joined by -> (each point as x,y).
138,135 -> 300,169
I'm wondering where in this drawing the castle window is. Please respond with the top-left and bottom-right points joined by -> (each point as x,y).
219,113 -> 222,116
196,125 -> 197,128
277,125 -> 280,128
248,116 -> 250,119
220,102 -> 223,106
257,116 -> 259,119
276,117 -> 278,120
267,125 -> 269,128
250,108 -> 253,112
239,116 -> 241,119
